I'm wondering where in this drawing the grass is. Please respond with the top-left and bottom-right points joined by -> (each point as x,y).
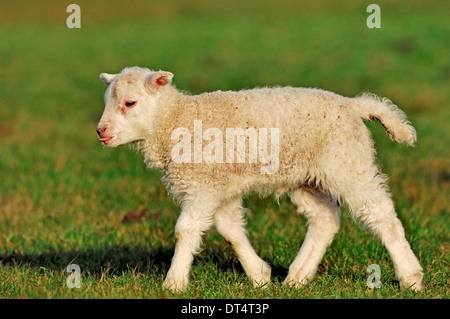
0,0 -> 449,299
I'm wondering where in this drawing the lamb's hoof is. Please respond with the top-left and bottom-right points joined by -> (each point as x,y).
282,274 -> 312,288
251,264 -> 272,289
163,275 -> 189,293
399,271 -> 423,291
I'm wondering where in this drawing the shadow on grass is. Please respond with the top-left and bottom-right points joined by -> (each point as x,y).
0,244 -> 291,284
196,247 -> 290,283
0,245 -> 174,276
1,245 -> 402,294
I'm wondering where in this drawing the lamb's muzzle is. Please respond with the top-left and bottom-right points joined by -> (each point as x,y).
96,125 -> 114,144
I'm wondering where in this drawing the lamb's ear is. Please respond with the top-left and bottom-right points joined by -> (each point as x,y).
99,73 -> 117,86
145,71 -> 173,91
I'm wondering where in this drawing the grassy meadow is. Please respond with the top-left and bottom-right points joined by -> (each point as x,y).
0,0 -> 448,299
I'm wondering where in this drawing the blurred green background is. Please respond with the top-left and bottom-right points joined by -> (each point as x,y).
0,0 -> 448,298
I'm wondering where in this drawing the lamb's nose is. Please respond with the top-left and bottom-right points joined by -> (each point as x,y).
96,127 -> 106,136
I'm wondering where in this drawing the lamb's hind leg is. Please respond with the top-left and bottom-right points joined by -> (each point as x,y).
283,186 -> 341,287
214,197 -> 271,288
342,175 -> 423,291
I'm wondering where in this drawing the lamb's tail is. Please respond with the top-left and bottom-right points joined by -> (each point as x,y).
350,93 -> 417,146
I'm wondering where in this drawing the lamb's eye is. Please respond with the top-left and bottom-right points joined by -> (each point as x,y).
125,101 -> 137,108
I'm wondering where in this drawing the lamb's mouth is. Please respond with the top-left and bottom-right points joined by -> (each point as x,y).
99,136 -> 114,144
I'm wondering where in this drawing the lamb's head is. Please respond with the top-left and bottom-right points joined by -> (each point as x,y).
96,66 -> 173,147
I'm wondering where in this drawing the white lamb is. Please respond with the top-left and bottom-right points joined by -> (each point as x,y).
96,66 -> 423,292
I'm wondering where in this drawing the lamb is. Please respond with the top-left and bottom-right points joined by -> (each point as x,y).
96,66 -> 423,292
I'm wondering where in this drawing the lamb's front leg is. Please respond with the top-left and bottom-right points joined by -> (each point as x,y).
214,197 -> 271,288
163,195 -> 216,292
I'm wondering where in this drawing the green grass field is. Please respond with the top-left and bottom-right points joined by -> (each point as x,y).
0,0 -> 448,299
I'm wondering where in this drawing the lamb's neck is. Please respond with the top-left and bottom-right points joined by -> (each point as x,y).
138,88 -> 191,171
